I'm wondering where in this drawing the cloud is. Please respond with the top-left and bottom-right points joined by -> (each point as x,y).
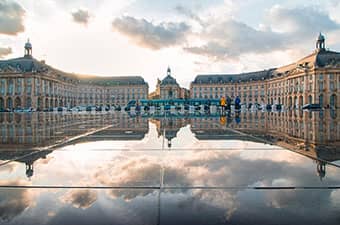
0,0 -> 25,35
266,5 -> 340,36
0,47 -> 12,58
180,4 -> 340,61
184,19 -> 284,60
71,9 -> 90,25
61,190 -> 97,209
112,16 -> 191,50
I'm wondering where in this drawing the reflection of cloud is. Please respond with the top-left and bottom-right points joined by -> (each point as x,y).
0,163 -> 15,173
71,9 -> 90,25
112,16 -> 190,50
94,156 -> 190,200
0,0 -> 25,35
61,190 -> 97,209
0,181 -> 33,221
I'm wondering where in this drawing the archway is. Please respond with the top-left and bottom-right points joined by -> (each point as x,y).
26,97 -> 32,108
0,97 -> 4,110
319,94 -> 324,107
308,95 -> 312,104
37,97 -> 42,111
45,98 -> 49,109
298,96 -> 303,108
7,97 -> 13,109
288,97 -> 292,108
54,99 -> 58,108
330,94 -> 337,108
59,99 -> 63,107
15,97 -> 21,108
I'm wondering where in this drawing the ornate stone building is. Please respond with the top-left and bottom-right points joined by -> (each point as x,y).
190,33 -> 340,108
149,67 -> 189,100
0,40 -> 148,110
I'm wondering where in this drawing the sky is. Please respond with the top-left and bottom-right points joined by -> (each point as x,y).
0,0 -> 340,90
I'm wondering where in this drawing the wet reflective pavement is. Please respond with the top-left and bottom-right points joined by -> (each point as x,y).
0,110 -> 339,225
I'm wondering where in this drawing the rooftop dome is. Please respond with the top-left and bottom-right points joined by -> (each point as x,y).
317,32 -> 325,41
161,74 -> 178,86
25,39 -> 32,49
160,67 -> 179,86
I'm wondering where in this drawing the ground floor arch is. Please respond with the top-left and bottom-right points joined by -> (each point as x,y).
26,97 -> 32,108
0,97 -> 4,110
15,97 -> 21,108
7,97 -> 13,109
298,95 -> 303,107
308,95 -> 312,104
330,94 -> 337,108
319,94 -> 324,107
45,98 -> 49,109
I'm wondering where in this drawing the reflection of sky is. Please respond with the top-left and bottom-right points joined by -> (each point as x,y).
0,117 -> 340,224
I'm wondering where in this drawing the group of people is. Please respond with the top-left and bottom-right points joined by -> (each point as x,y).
220,96 -> 241,110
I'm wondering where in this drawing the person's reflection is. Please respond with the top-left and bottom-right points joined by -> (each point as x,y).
235,112 -> 241,124
25,162 -> 33,178
220,114 -> 226,126
226,112 -> 232,127
316,160 -> 326,180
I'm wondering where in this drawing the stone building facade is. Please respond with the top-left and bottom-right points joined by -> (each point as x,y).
0,40 -> 148,110
149,67 -> 189,100
190,33 -> 340,108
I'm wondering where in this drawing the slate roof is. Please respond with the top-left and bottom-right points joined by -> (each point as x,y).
192,49 -> 340,85
160,75 -> 179,86
0,56 -> 148,86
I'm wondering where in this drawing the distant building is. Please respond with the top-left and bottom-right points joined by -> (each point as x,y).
0,40 -> 148,110
149,67 -> 189,100
191,33 -> 340,108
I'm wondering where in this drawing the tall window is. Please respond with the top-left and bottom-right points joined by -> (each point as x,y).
0,79 -> 5,95
7,79 -> 13,95
26,78 -> 32,95
16,79 -> 22,95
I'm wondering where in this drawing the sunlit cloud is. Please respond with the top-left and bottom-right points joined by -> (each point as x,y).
0,0 -> 25,35
112,16 -> 191,50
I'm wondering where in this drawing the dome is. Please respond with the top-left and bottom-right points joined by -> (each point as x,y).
160,74 -> 178,86
25,39 -> 32,49
317,32 -> 325,41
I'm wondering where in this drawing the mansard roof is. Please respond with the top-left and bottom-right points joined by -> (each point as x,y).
0,56 -> 148,86
0,56 -> 47,73
160,74 -> 179,86
78,75 -> 148,86
192,49 -> 340,85
192,69 -> 275,84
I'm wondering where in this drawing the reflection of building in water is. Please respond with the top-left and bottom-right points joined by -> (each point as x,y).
0,149 -> 52,178
151,117 -> 188,148
190,110 -> 340,179
0,112 -> 148,148
0,112 -> 149,177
